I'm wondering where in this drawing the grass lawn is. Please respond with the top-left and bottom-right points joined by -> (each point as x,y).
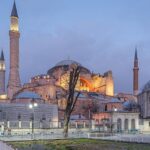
8,139 -> 150,150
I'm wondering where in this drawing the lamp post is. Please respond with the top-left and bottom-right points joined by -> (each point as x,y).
88,104 -> 92,130
114,108 -> 117,112
29,100 -> 38,139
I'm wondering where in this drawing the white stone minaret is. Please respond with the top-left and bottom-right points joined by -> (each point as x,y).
0,50 -> 5,94
8,1 -> 21,99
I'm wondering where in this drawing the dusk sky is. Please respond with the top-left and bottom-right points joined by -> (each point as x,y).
0,0 -> 150,94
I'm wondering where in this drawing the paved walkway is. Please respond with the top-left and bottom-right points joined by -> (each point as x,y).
0,141 -> 14,150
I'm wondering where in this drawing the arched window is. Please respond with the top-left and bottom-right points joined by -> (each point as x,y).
2,112 -> 6,120
18,113 -> 21,121
124,119 -> 128,131
131,119 -> 135,129
42,114 -> 46,121
30,113 -> 34,121
105,105 -> 107,111
80,78 -> 91,92
117,118 -> 122,132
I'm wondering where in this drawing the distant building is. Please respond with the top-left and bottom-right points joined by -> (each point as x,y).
137,81 -> 150,132
138,81 -> 150,118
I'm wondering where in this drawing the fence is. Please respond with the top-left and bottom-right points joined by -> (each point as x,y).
1,121 -> 59,130
0,121 -> 91,131
0,130 -> 88,142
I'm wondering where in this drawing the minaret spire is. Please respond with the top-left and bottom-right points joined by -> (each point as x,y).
0,49 -> 6,94
11,1 -> 18,18
0,50 -> 4,61
133,48 -> 139,96
134,47 -> 138,61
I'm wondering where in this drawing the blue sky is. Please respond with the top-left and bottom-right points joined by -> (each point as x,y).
0,0 -> 150,94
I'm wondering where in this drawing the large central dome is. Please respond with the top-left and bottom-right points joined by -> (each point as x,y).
55,60 -> 81,67
47,59 -> 90,75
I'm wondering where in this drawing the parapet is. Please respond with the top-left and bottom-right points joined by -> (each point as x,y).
104,70 -> 112,77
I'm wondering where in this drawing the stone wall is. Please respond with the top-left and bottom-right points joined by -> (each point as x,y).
0,103 -> 58,132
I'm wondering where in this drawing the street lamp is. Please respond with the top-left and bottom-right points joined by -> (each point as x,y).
88,104 -> 92,130
114,108 -> 117,112
29,99 -> 38,139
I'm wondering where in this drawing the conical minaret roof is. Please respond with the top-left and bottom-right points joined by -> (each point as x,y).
11,1 -> 18,18
0,50 -> 4,61
134,48 -> 138,61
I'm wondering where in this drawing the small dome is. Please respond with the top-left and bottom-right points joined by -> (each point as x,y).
55,60 -> 81,67
15,91 -> 41,99
123,100 -> 138,110
142,80 -> 150,92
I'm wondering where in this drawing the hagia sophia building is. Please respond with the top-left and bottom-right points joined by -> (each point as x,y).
0,1 -> 115,104
0,1 -> 150,134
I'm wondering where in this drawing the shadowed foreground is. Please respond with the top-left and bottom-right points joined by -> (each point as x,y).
8,139 -> 150,150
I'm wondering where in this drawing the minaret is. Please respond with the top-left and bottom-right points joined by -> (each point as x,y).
8,1 -> 21,99
133,48 -> 139,96
0,50 -> 5,94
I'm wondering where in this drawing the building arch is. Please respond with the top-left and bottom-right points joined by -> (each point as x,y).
131,119 -> 135,129
117,118 -> 122,132
80,77 -> 92,92
105,105 -> 108,111
124,119 -> 128,131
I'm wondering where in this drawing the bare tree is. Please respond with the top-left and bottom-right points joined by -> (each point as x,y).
63,64 -> 81,138
81,99 -> 99,116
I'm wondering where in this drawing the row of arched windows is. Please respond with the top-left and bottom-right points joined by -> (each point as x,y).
117,118 -> 135,131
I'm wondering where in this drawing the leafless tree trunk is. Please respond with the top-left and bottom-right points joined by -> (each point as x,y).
63,65 -> 81,138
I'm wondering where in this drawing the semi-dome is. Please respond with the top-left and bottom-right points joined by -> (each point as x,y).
142,80 -> 150,92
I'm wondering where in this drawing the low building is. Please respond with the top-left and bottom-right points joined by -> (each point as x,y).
92,99 -> 139,132
0,91 -> 58,135
93,111 -> 139,132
